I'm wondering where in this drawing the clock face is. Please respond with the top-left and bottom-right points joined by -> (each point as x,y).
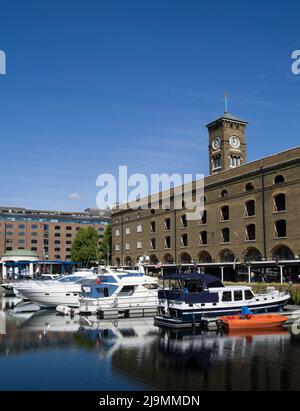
212,137 -> 221,151
230,136 -> 241,149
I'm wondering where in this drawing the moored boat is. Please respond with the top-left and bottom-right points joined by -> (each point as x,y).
154,272 -> 290,329
220,314 -> 289,331
78,271 -> 159,315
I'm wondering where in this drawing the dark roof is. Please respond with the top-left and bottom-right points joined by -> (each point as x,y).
206,111 -> 248,128
162,272 -> 222,284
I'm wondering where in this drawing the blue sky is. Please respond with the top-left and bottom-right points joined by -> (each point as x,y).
0,0 -> 299,211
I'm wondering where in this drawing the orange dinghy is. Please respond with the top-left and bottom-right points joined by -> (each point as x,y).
220,314 -> 289,331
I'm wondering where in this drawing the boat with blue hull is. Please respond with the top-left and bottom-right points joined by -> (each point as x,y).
154,273 -> 290,329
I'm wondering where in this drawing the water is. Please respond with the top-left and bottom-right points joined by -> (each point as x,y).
1,294 -> 300,391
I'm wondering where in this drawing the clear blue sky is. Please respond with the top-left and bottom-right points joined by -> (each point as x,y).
0,0 -> 299,211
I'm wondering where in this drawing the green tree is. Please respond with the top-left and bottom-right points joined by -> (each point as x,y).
99,224 -> 112,265
71,226 -> 100,267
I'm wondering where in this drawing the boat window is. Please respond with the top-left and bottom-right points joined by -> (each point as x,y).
118,286 -> 135,296
207,280 -> 225,289
245,290 -> 254,300
58,276 -> 83,283
143,283 -> 159,290
187,281 -> 203,293
234,291 -> 243,301
222,291 -> 232,302
95,287 -> 109,297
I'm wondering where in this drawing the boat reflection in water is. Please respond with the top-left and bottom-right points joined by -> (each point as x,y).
77,317 -> 158,357
77,317 -> 300,391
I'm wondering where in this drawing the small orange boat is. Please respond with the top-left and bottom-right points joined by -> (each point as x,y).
220,314 -> 289,331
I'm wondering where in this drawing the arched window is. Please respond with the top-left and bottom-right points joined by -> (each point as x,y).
245,247 -> 262,262
220,206 -> 230,221
220,249 -> 235,262
245,200 -> 255,217
163,253 -> 174,264
181,234 -> 188,247
199,231 -> 208,245
221,189 -> 229,198
115,229 -> 120,237
150,238 -> 156,250
66,226 -> 72,231
274,175 -> 285,185
150,255 -> 159,265
165,236 -> 171,249
212,155 -> 222,171
150,221 -> 156,233
221,228 -> 230,243
198,251 -> 212,263
180,214 -> 187,228
230,155 -> 241,168
200,210 -> 207,225
274,194 -> 286,212
180,252 -> 192,264
165,218 -> 171,231
245,183 -> 254,191
125,256 -> 133,266
137,224 -> 143,233
272,246 -> 294,261
246,224 -> 256,241
275,220 -> 287,238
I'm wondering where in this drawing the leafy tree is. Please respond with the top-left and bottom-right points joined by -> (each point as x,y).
71,227 -> 100,267
99,224 -> 112,265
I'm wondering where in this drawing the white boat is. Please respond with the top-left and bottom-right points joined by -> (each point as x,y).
155,272 -> 290,328
12,269 -> 102,308
1,274 -> 63,297
78,271 -> 159,315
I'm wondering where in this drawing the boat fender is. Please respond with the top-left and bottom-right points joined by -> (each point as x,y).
56,305 -> 73,316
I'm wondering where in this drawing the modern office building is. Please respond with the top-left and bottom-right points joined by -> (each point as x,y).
0,206 -> 111,261
112,111 -> 300,273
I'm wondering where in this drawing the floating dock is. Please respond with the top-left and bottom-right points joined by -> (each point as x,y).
85,306 -> 158,319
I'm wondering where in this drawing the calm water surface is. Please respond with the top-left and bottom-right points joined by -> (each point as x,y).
1,293 -> 300,391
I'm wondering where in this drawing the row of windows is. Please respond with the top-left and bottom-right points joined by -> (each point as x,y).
115,194 -> 287,236
5,246 -> 71,257
5,239 -> 74,245
114,175 -> 287,224
5,231 -> 75,238
115,220 -> 288,251
4,224 -> 104,231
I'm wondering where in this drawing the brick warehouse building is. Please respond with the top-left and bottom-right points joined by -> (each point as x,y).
0,206 -> 111,261
112,111 -> 300,276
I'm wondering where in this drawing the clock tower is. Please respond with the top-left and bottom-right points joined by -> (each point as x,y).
206,111 -> 248,175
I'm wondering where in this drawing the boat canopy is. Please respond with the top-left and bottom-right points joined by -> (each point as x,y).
162,272 -> 225,287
